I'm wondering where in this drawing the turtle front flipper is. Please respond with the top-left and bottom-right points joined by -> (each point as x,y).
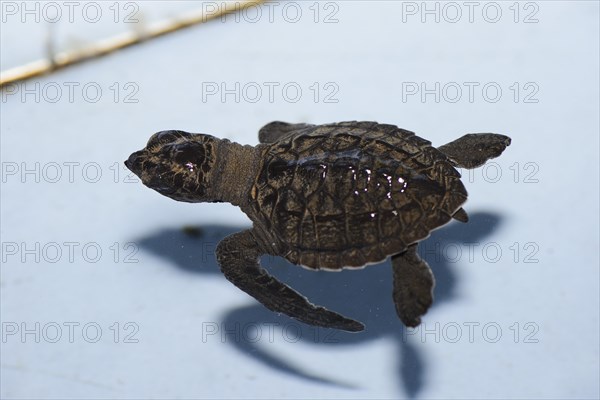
392,244 -> 435,328
216,230 -> 365,332
438,133 -> 511,169
258,121 -> 315,143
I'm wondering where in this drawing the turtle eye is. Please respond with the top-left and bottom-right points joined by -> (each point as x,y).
172,141 -> 207,172
147,130 -> 192,149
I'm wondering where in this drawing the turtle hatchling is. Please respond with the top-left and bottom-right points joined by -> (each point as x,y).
125,121 -> 511,332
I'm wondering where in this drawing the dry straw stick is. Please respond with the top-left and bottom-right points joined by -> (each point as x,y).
0,0 -> 265,88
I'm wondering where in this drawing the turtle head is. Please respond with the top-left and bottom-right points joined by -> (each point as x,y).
125,130 -> 219,203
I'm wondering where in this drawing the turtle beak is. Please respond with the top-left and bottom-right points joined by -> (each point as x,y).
125,150 -> 145,178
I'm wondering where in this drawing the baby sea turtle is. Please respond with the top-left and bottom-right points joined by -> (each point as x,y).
125,121 -> 511,332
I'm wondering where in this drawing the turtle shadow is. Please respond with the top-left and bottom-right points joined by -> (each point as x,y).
134,211 -> 503,397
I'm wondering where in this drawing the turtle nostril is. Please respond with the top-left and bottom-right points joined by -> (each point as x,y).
125,151 -> 145,176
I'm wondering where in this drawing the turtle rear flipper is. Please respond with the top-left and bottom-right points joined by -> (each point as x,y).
216,229 -> 365,332
452,207 -> 469,223
438,133 -> 511,169
392,244 -> 434,327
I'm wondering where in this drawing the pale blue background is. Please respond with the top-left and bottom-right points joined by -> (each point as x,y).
1,1 -> 599,399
